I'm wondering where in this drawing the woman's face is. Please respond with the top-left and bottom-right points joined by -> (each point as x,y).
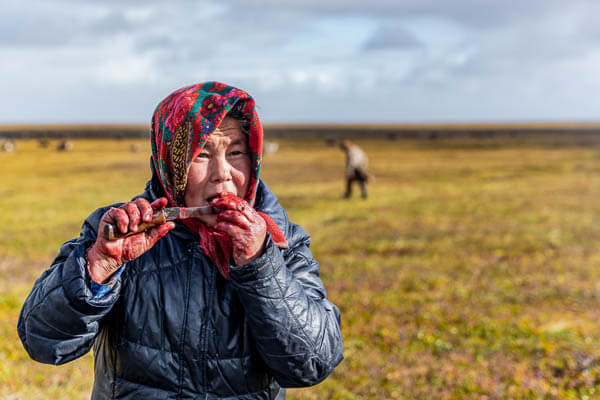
184,117 -> 252,225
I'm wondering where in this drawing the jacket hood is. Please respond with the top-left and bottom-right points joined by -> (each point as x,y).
150,81 -> 263,207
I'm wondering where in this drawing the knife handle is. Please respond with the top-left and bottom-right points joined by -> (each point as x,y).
103,211 -> 167,241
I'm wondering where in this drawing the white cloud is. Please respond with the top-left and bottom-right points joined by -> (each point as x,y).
92,52 -> 159,85
2,0 -> 600,122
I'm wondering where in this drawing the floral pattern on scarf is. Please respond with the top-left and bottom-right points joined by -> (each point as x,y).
150,81 -> 263,207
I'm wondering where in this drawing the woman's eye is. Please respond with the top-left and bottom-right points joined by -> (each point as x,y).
196,153 -> 210,159
228,150 -> 248,157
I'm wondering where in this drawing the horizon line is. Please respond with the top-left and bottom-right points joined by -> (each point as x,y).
3,120 -> 600,131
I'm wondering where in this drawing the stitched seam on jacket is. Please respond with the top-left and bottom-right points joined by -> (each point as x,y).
208,384 -> 279,398
289,249 -> 338,367
202,264 -> 216,394
288,250 -> 327,301
123,252 -> 188,280
113,376 -> 179,395
197,354 -> 252,362
270,251 -> 323,364
112,329 -> 118,399
119,337 -> 178,354
25,282 -> 103,355
112,376 -> 273,398
22,283 -> 62,328
176,256 -> 193,399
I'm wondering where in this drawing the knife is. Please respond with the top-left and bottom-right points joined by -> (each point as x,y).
103,205 -> 220,241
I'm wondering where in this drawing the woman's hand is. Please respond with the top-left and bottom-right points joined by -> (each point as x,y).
211,193 -> 267,266
86,197 -> 175,283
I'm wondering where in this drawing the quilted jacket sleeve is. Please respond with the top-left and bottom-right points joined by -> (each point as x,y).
17,206 -> 122,365
229,222 -> 344,387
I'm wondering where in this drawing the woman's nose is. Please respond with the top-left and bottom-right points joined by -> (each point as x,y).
210,156 -> 231,182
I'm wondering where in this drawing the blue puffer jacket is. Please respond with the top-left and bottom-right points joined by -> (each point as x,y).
17,180 -> 343,399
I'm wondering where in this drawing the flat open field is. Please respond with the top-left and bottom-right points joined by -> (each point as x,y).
2,134 -> 600,399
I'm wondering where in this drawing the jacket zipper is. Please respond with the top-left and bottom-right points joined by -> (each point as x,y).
201,251 -> 216,396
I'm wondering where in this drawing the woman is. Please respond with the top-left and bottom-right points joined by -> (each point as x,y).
17,82 -> 344,399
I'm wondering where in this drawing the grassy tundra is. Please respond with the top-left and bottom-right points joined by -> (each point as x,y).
2,132 -> 600,399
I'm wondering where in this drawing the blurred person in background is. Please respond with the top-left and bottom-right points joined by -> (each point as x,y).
339,140 -> 370,199
17,82 -> 343,400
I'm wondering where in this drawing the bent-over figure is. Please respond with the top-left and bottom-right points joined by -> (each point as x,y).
339,140 -> 370,199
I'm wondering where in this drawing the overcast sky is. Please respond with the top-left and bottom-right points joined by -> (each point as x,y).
3,0 -> 600,124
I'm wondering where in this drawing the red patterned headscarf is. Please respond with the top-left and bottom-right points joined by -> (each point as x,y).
150,82 -> 286,279
150,81 -> 262,207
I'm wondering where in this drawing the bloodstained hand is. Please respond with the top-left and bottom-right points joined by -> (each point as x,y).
210,193 -> 267,266
87,197 -> 175,283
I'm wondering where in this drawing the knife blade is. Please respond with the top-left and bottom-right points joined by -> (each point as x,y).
103,205 -> 220,241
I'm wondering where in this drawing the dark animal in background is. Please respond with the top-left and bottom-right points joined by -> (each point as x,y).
1,139 -> 16,152
56,140 -> 73,152
325,138 -> 337,147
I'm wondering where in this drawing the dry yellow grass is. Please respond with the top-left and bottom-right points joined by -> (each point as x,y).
2,134 -> 600,399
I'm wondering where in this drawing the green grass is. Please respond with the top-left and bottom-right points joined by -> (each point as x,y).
2,136 -> 600,399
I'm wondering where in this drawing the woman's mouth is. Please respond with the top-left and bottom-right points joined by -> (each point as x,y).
206,192 -> 234,203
